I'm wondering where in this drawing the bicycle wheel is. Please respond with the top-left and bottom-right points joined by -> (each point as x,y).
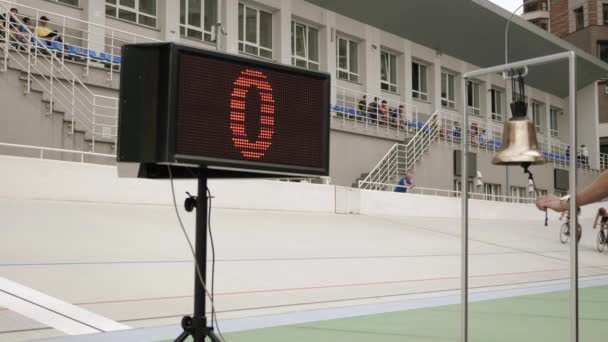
560,223 -> 570,244
575,223 -> 582,243
598,229 -> 607,253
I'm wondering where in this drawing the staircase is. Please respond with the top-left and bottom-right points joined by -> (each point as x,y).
358,112 -> 439,190
0,5 -> 118,155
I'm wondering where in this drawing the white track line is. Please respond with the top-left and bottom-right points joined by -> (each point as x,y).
0,277 -> 129,335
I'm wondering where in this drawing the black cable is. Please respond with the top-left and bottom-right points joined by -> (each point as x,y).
167,166 -> 225,342
206,185 -> 225,341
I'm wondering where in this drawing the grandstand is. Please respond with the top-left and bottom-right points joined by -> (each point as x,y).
1,0 -> 608,341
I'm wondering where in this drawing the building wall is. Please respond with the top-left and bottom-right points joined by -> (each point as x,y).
551,0 -> 570,37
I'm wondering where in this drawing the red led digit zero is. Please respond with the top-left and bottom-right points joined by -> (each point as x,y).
229,69 -> 275,160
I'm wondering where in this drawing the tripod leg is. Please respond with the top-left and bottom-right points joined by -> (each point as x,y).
174,330 -> 190,342
208,330 -> 223,342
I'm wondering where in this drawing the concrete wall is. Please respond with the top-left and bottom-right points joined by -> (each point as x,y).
329,130 -> 395,186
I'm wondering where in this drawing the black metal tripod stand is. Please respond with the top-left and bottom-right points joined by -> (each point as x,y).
174,174 -> 222,342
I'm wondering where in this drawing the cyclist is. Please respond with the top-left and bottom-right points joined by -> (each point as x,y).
593,207 -> 608,243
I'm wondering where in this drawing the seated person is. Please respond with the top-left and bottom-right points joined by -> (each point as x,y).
14,17 -> 31,44
34,16 -> 62,44
1,8 -> 19,39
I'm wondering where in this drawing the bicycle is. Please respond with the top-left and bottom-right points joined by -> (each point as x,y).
597,221 -> 608,253
560,207 -> 581,244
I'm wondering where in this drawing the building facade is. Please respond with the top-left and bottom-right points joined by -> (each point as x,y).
0,0 -> 604,197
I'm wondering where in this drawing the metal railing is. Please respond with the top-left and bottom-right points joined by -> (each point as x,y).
358,112 -> 439,190
332,86 -> 420,137
1,3 -> 119,151
358,180 -> 537,203
0,142 -> 115,164
0,0 -> 161,80
601,152 -> 608,170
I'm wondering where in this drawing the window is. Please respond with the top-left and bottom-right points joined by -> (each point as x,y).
180,0 -> 217,43
291,21 -> 319,70
412,62 -> 428,102
466,80 -> 480,116
530,18 -> 549,31
454,179 -> 474,197
510,186 -> 528,203
604,4 -> 608,25
574,6 -> 584,31
380,51 -> 398,93
532,102 -> 542,132
106,0 -> 157,27
490,89 -> 503,122
483,183 -> 502,201
524,0 -> 548,13
441,72 -> 455,109
51,0 -> 79,6
336,37 -> 358,82
598,41 -> 608,63
550,107 -> 559,137
238,3 -> 273,59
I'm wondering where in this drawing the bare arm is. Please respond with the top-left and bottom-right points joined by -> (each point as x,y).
536,170 -> 608,212
593,212 -> 600,229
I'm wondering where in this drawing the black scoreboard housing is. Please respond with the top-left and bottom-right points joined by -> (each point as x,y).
117,43 -> 330,179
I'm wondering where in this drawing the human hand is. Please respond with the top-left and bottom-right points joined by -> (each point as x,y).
536,195 -> 568,212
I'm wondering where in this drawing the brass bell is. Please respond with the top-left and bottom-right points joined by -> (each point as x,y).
492,118 -> 546,165
492,71 -> 546,166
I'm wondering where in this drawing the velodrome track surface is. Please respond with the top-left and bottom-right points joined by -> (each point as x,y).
2,196 -> 608,341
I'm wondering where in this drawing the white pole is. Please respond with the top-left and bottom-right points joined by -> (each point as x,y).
568,51 -> 578,342
460,76 -> 468,342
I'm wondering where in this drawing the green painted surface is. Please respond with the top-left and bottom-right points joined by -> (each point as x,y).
162,286 -> 608,341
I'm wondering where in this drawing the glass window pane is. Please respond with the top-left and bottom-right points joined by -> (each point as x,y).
106,5 -> 117,16
259,10 -> 272,49
309,63 -> 319,71
118,9 -> 137,22
245,44 -> 258,55
308,27 -> 318,62
295,59 -> 306,68
448,75 -> 454,101
204,0 -> 217,31
380,52 -> 388,81
139,15 -> 156,27
390,55 -> 396,84
473,84 -> 479,108
238,3 -> 243,41
338,70 -> 348,80
441,73 -> 447,99
180,0 -> 185,24
496,91 -> 502,114
187,28 -> 202,40
348,40 -> 358,73
467,81 -> 473,106
139,0 -> 156,16
107,0 -> 117,4
412,63 -> 419,91
338,39 -> 347,70
260,48 -> 272,59
420,65 -> 427,93
295,24 -> 306,57
120,0 -> 135,8
188,0 -> 201,28
350,74 -> 358,82
245,7 -> 257,43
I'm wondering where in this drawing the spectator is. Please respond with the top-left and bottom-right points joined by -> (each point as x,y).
379,100 -> 389,125
479,129 -> 487,144
0,8 -> 19,39
14,17 -> 32,45
581,145 -> 589,167
357,95 -> 367,116
394,174 -> 415,193
565,146 -> 570,159
388,106 -> 398,127
470,122 -> 479,144
367,97 -> 379,123
34,16 -> 63,44
397,105 -> 406,129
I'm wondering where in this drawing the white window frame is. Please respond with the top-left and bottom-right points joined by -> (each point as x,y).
441,71 -> 455,109
291,21 -> 319,70
336,36 -> 359,82
50,0 -> 80,7
180,0 -> 217,43
466,80 -> 481,116
412,62 -> 428,102
490,89 -> 503,122
550,107 -> 559,137
510,186 -> 528,203
454,179 -> 474,198
483,183 -> 502,201
380,50 -> 398,93
532,101 -> 542,132
238,3 -> 273,59
106,0 -> 157,27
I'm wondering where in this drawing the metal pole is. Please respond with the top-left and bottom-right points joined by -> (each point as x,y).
193,173 -> 208,342
460,76 -> 469,342
568,51 -> 578,342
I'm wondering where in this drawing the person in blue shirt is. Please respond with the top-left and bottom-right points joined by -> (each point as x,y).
394,174 -> 415,193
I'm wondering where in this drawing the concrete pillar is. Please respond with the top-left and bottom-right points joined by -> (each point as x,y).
402,39 -> 413,107
432,54 -> 441,113
159,0 -> 180,42
321,11 -> 336,104
221,0 -> 239,54
363,25 -> 380,96
82,0 -> 106,52
276,0 -> 291,64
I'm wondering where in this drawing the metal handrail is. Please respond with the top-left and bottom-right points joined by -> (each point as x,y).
0,141 -> 115,163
